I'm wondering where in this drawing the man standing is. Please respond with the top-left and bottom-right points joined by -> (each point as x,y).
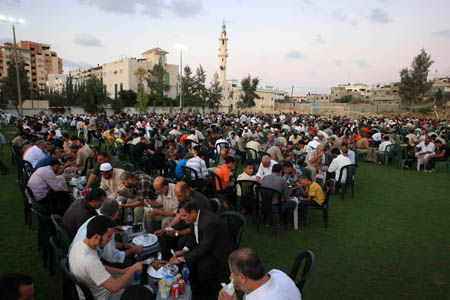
218,248 -> 301,300
170,199 -> 235,300
69,215 -> 143,300
143,177 -> 178,233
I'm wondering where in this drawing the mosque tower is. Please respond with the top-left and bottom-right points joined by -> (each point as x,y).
218,20 -> 228,86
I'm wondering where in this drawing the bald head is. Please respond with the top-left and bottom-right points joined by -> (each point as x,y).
174,181 -> 190,202
262,155 -> 271,167
153,176 -> 168,195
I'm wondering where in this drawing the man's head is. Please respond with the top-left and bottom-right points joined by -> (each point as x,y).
276,141 -> 283,149
228,248 -> 266,293
153,176 -> 169,196
49,159 -> 61,174
283,162 -> 294,174
35,140 -> 45,150
300,173 -> 313,186
220,148 -> 229,159
271,163 -> 282,175
49,148 -> 61,160
261,155 -> 271,168
174,181 -> 191,202
179,198 -> 199,224
331,148 -> 341,157
85,188 -> 107,209
425,137 -> 431,145
69,143 -> 80,155
435,140 -> 443,147
242,162 -> 254,176
100,163 -> 113,180
99,199 -> 120,221
0,273 -> 34,300
97,151 -> 110,166
86,215 -> 116,249
225,156 -> 235,169
267,134 -> 274,142
120,171 -> 137,189
340,143 -> 348,154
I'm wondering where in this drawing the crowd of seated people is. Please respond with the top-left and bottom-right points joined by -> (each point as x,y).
3,112 -> 450,299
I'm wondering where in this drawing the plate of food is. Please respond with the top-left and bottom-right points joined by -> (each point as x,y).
147,261 -> 179,279
132,234 -> 157,247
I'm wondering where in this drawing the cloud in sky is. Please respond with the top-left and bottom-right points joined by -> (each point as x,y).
369,8 -> 390,24
332,9 -> 357,25
62,58 -> 92,68
2,0 -> 22,7
79,0 -> 203,18
74,33 -> 103,47
433,30 -> 450,39
285,50 -> 303,59
312,34 -> 326,44
354,59 -> 370,68
334,59 -> 343,67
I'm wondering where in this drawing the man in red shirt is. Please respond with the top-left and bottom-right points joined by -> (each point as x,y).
214,156 -> 235,209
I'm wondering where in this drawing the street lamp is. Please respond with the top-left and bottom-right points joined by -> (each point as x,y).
175,43 -> 188,113
0,14 -> 25,117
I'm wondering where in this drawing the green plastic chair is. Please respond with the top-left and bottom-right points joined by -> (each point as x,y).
219,211 -> 246,248
51,214 -> 71,254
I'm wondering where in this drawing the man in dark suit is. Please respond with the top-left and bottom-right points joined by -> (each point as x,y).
169,198 -> 235,300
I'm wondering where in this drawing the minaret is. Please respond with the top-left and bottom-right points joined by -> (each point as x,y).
218,20 -> 228,86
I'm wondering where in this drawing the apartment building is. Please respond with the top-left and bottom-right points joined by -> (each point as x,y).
0,41 -> 62,93
330,83 -> 372,102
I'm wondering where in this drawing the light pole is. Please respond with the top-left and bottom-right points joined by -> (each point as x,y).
175,44 -> 187,113
0,15 -> 25,117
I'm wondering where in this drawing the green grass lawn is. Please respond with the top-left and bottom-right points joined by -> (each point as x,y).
0,126 -> 449,300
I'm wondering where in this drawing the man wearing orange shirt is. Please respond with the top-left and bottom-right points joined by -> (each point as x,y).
214,156 -> 235,208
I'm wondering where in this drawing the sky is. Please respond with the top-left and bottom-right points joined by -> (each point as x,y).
0,0 -> 449,94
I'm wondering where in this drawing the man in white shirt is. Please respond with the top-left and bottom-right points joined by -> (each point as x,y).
186,150 -> 209,179
328,148 -> 352,183
143,177 -> 178,233
218,248 -> 301,300
372,135 -> 392,163
70,199 -> 143,268
415,137 -> 435,171
69,215 -> 143,300
255,155 -> 278,183
23,140 -> 45,168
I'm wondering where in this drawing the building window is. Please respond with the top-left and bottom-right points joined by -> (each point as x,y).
165,72 -> 170,85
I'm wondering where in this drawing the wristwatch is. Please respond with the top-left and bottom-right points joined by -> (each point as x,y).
175,231 -> 179,237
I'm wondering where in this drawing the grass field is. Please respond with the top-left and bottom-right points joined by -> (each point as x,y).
0,126 -> 449,300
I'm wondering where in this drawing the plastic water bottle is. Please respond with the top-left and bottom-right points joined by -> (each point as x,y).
127,212 -> 133,226
133,271 -> 142,285
73,186 -> 78,199
182,264 -> 190,283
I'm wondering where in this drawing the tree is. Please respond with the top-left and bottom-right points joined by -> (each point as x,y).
399,49 -> 434,113
180,65 -> 202,107
135,84 -> 149,113
64,74 -> 77,105
146,64 -> 170,112
118,90 -> 137,107
193,65 -> 208,112
43,87 -> 67,114
0,60 -> 30,115
206,72 -> 223,112
433,88 -> 450,119
237,75 -> 260,108
77,77 -> 108,114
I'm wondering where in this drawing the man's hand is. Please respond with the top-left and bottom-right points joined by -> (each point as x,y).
169,256 -> 180,265
130,262 -> 143,273
148,209 -> 162,216
166,230 -> 176,238
154,229 -> 165,236
132,245 -> 143,254
174,249 -> 187,257
218,289 -> 237,300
